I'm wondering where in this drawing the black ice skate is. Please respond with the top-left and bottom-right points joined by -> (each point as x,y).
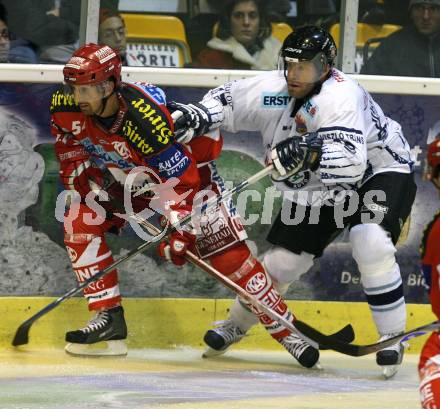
278,332 -> 320,368
203,320 -> 246,357
65,306 -> 128,356
376,332 -> 405,378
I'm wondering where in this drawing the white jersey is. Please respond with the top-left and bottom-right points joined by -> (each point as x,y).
201,69 -> 415,205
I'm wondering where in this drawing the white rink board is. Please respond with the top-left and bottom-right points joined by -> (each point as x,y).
0,64 -> 440,95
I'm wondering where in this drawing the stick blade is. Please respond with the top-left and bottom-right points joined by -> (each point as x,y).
12,321 -> 31,346
319,324 -> 355,350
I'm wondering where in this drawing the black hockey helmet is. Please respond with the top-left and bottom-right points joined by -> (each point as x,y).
281,26 -> 337,67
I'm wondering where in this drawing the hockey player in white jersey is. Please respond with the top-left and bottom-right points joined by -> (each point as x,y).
169,26 -> 416,377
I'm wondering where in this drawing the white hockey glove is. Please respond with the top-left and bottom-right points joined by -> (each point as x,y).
271,133 -> 322,181
167,101 -> 213,144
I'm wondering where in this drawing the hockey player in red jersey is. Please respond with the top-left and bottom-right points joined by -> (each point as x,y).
52,43 -> 317,367
51,43 -> 201,355
419,138 -> 440,408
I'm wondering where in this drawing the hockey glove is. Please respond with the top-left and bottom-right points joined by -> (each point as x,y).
158,230 -> 196,266
271,133 -> 322,180
157,204 -> 197,266
167,101 -> 213,143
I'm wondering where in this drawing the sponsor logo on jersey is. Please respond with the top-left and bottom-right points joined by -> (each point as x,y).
318,127 -> 364,145
210,82 -> 234,107
132,83 -> 166,105
111,141 -> 131,160
261,92 -> 291,108
121,119 -> 155,155
245,271 -> 267,294
129,97 -> 172,149
50,90 -> 76,111
303,100 -> 318,117
150,144 -> 190,178
295,114 -> 308,134
81,138 -> 132,169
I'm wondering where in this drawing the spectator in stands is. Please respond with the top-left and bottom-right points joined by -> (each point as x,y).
98,9 -> 127,65
195,0 -> 282,70
0,3 -> 37,63
361,0 -> 440,77
1,0 -> 79,63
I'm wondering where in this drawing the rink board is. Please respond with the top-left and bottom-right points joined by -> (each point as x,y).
1,297 -> 435,353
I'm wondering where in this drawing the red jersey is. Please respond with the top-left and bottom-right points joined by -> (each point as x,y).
421,211 -> 440,319
50,82 -> 201,204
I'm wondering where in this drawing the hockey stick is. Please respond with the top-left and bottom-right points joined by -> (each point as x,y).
135,217 -> 355,349
293,320 -> 440,357
12,164 -> 274,347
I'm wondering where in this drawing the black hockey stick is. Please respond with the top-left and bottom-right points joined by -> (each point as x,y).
137,217 -> 355,349
12,165 -> 274,347
294,320 -> 440,357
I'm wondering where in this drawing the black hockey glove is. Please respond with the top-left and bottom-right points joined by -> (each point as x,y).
271,133 -> 322,180
167,101 -> 213,143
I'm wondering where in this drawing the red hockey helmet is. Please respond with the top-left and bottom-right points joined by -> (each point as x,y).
63,43 -> 122,88
426,138 -> 440,182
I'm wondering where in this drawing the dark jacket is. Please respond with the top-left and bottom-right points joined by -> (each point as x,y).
361,25 -> 440,78
2,0 -> 79,47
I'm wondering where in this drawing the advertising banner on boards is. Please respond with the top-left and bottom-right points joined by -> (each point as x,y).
0,82 -> 437,303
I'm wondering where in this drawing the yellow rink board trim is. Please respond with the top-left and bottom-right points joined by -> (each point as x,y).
0,297 -> 435,353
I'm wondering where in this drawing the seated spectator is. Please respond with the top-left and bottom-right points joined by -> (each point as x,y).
98,9 -> 127,65
0,3 -> 37,63
195,0 -> 282,70
361,0 -> 440,77
2,0 -> 80,63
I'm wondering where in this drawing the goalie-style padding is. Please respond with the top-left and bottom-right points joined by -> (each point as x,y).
64,204 -> 122,311
263,246 -> 315,295
350,223 -> 406,335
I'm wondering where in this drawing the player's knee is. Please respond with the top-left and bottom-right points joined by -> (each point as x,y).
350,224 -> 396,275
209,242 -> 251,275
263,246 -> 314,286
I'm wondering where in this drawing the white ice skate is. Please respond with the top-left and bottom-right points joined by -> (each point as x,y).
202,320 -> 246,358
376,332 -> 406,379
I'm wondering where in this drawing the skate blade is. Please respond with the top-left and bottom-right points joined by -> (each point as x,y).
202,346 -> 227,358
312,360 -> 323,370
65,340 -> 128,357
382,365 -> 399,379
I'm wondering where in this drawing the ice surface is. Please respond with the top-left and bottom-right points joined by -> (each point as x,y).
0,347 -> 420,409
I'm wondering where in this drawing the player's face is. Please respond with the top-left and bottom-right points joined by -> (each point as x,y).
230,1 -> 260,48
71,84 -> 105,115
285,60 -> 323,98
411,3 -> 440,36
98,17 -> 127,57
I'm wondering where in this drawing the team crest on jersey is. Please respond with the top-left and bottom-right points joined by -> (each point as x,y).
111,141 -> 131,160
284,171 -> 311,189
295,114 -> 308,134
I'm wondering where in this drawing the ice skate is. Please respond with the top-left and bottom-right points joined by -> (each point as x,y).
65,306 -> 128,356
278,332 -> 320,368
376,332 -> 405,379
202,320 -> 246,357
